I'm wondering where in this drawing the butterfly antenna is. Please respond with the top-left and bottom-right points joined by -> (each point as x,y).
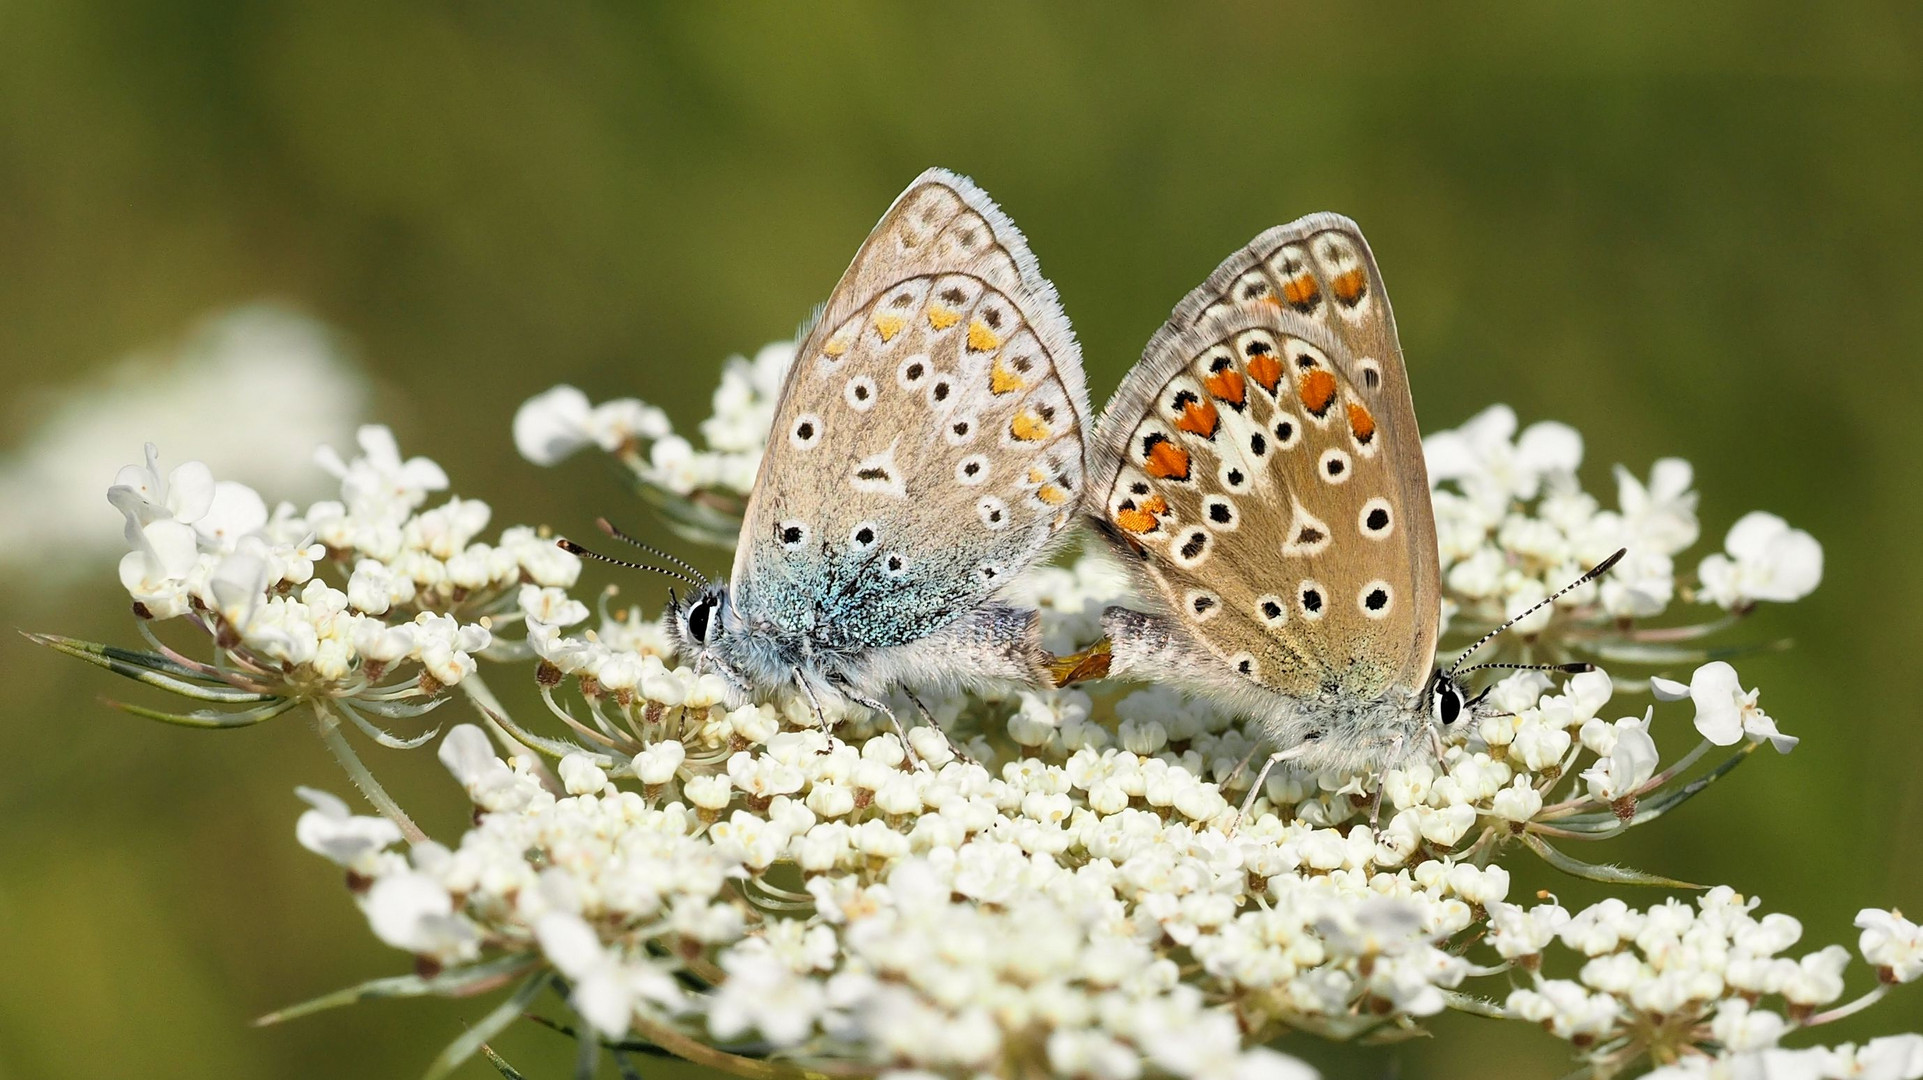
594,518 -> 712,587
1447,548 -> 1626,676
555,537 -> 703,587
1454,661 -> 1598,677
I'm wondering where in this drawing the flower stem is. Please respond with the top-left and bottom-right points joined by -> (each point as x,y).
461,672 -> 562,792
1804,985 -> 1888,1026
312,700 -> 428,845
624,1013 -> 873,1080
1631,738 -> 1715,799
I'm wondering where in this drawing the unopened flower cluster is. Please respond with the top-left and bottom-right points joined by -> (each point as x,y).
66,339 -> 1916,1080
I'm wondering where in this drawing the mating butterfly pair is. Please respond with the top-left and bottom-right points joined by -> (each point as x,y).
604,169 -> 1603,790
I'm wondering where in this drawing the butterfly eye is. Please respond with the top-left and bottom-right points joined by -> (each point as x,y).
1433,681 -> 1464,727
684,594 -> 720,645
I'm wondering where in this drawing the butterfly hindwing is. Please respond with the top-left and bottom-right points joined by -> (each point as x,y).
738,170 -> 1089,653
1092,217 -> 1438,699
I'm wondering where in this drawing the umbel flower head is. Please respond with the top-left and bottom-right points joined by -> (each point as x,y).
44,339 -> 1917,1080
35,424 -> 580,842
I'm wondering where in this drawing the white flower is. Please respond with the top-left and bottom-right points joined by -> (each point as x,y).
0,306 -> 361,577
194,480 -> 269,551
513,385 -> 671,467
412,611 -> 489,687
707,948 -> 827,1047
1487,902 -> 1570,960
1426,405 -> 1581,508
684,774 -> 734,811
1489,777 -> 1545,821
437,725 -> 536,811
361,871 -> 478,963
513,386 -> 597,465
110,443 -> 215,528
1856,910 -> 1923,983
1615,458 -> 1700,555
1596,546 -> 1676,619
1046,1029 -> 1144,1080
1579,710 -> 1659,802
1710,998 -> 1788,1053
346,559 -> 407,615
1780,945 -> 1850,1006
315,425 -> 448,525
519,584 -> 589,627
1688,662 -> 1796,752
558,754 -> 610,796
1697,512 -> 1823,608
294,787 -> 401,870
1849,1035 -> 1923,1080
1508,980 -> 1624,1041
535,911 -> 682,1038
633,741 -> 687,785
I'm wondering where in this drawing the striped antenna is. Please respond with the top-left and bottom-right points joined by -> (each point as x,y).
596,518 -> 713,587
1446,548 -> 1626,677
555,538 -> 703,587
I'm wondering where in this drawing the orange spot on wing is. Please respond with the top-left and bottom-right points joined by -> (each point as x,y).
1037,484 -> 1068,506
990,358 -> 1026,395
1112,494 -> 1166,533
927,303 -> 961,330
1282,274 -> 1320,309
967,318 -> 1002,353
823,336 -> 850,358
1204,367 -> 1246,407
1175,397 -> 1219,438
1258,294 -> 1283,309
873,313 -> 905,341
1010,411 -> 1050,442
1348,402 -> 1377,443
1332,269 -> 1368,305
1247,351 -> 1283,394
1298,369 -> 1337,416
1144,441 -> 1191,481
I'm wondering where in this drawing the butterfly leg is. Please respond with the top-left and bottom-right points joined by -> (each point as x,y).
904,689 -> 975,766
1236,743 -> 1311,828
1219,739 -> 1264,791
835,683 -> 920,769
791,667 -> 832,734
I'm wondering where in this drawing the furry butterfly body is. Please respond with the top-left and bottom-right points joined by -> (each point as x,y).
670,170 -> 1090,717
1090,215 -> 1450,778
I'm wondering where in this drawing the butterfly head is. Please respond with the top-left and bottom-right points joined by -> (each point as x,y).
1428,669 -> 1469,730
670,582 -> 733,671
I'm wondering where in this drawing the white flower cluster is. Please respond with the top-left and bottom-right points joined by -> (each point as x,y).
104,426 -> 579,699
299,639 -> 1919,1079
0,304 -> 365,578
1502,888 -> 1920,1073
515,340 -> 794,499
59,340 -> 1913,1080
1425,405 -> 1820,641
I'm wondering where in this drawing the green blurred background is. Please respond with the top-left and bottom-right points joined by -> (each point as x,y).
3,3 -> 1920,1077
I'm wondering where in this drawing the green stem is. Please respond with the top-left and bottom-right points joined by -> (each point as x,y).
313,700 -> 427,845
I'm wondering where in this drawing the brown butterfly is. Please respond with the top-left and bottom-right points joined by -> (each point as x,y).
1082,216 -> 1611,808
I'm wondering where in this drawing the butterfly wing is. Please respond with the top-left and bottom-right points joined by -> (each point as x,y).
1091,216 -> 1439,698
735,169 -> 1089,653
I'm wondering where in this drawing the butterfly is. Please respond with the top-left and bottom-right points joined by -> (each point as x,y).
1085,215 -> 1611,805
663,169 -> 1090,731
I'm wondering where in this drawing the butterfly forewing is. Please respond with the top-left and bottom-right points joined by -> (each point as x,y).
1093,216 -> 1438,698
737,170 -> 1088,652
